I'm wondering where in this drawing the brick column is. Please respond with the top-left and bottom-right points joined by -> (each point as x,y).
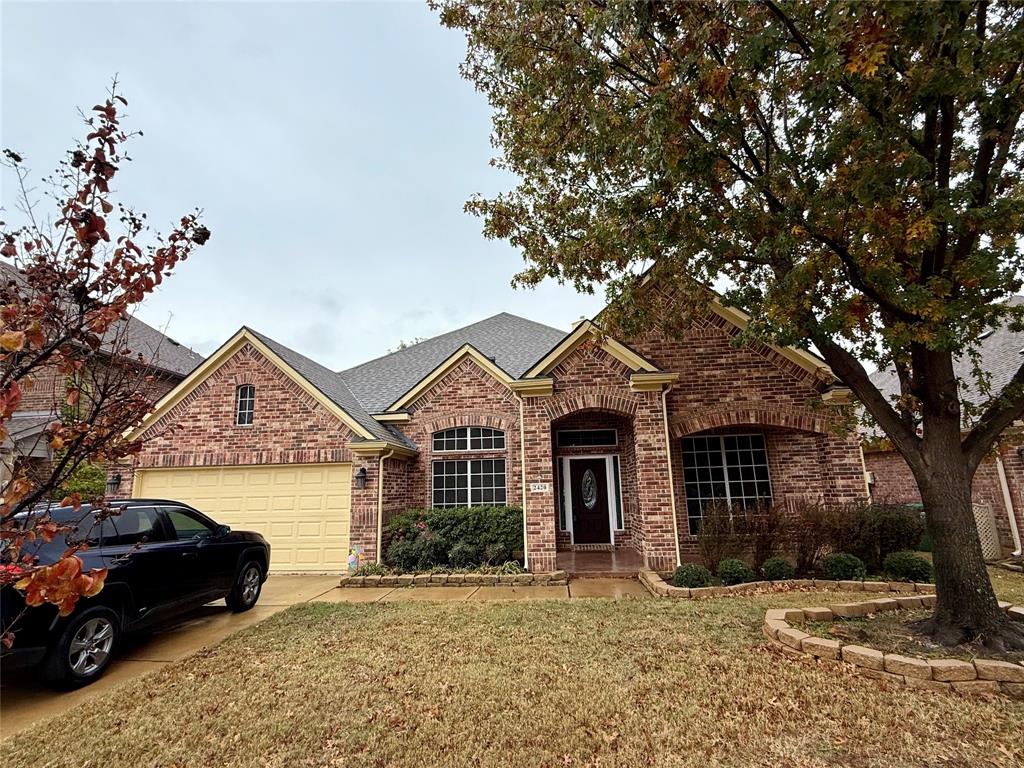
815,434 -> 870,505
633,390 -> 678,570
521,396 -> 557,572
348,457 -> 379,564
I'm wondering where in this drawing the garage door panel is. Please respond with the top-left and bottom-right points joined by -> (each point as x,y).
134,464 -> 351,573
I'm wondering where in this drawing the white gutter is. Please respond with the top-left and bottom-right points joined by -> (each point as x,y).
661,384 -> 682,567
376,449 -> 394,563
995,451 -> 1022,557
514,392 -> 529,570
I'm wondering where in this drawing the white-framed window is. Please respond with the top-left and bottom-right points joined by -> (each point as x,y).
556,429 -> 618,448
432,459 -> 506,507
235,384 -> 255,426
681,434 -> 772,533
432,426 -> 505,452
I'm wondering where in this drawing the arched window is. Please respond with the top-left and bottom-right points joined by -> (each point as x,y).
235,384 -> 255,425
432,426 -> 505,452
430,426 -> 507,508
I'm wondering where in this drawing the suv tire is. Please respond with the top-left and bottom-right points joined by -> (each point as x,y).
42,604 -> 121,687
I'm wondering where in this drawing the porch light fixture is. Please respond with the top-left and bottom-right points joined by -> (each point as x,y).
106,472 -> 122,497
355,467 -> 368,490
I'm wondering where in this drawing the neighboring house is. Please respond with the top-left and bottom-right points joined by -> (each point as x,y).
863,297 -> 1024,559
118,298 -> 867,574
0,261 -> 204,484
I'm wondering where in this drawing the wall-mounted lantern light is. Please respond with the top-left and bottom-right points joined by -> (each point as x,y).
355,467 -> 368,490
106,472 -> 122,497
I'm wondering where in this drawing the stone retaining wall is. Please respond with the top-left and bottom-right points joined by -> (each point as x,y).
762,597 -> 1024,698
339,570 -> 568,587
639,570 -> 937,599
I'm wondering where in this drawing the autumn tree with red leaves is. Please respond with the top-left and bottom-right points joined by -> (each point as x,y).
0,84 -> 209,646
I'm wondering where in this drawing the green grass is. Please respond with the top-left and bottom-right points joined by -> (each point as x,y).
2,576 -> 1022,768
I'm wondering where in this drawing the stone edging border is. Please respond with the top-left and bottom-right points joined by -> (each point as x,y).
339,570 -> 568,588
639,570 -> 937,599
763,598 -> 1024,698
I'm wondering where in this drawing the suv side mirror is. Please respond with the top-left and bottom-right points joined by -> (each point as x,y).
214,523 -> 230,538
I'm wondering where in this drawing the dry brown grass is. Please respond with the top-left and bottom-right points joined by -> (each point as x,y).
2,582 -> 1022,768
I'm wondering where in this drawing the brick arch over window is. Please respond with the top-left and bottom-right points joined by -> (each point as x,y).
670,405 -> 830,438
420,411 -> 517,436
544,388 -> 640,421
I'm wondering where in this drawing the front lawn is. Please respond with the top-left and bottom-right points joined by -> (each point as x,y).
3,583 -> 1022,767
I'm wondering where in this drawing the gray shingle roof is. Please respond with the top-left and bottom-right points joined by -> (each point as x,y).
339,312 -> 568,413
0,260 -> 203,378
869,296 -> 1024,418
246,328 -> 412,446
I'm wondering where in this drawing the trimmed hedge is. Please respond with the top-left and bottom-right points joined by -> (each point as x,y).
760,556 -> 796,581
718,558 -> 756,585
384,506 -> 523,571
671,563 -> 713,588
822,552 -> 867,581
883,551 -> 933,582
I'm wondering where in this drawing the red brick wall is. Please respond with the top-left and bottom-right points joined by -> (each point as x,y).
120,343 -> 382,559
398,357 -> 522,509
632,317 -> 867,561
16,361 -> 179,415
865,437 -> 1024,556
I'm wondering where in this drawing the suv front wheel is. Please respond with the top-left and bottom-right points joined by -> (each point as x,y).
43,604 -> 121,686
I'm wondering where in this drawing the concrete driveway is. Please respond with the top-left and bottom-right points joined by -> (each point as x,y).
0,574 -> 339,740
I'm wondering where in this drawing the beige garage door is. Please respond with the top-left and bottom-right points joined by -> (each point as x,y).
134,464 -> 351,573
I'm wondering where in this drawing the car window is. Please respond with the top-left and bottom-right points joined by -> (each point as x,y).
102,506 -> 164,546
163,508 -> 215,540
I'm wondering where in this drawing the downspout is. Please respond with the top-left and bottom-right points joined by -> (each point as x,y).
661,384 -> 682,567
376,449 -> 394,563
514,392 -> 529,571
995,450 -> 1022,557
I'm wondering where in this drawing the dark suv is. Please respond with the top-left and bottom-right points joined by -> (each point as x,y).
0,499 -> 271,686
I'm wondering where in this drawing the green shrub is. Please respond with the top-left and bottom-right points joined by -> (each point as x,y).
883,551 -> 933,582
386,538 -> 421,572
671,563 -> 713,588
760,556 -> 795,581
822,552 -> 867,581
448,541 -> 481,569
483,542 -> 512,565
383,506 -> 523,571
717,558 -> 756,585
829,503 -> 925,572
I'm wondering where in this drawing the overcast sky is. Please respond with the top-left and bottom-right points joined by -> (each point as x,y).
1,1 -> 606,369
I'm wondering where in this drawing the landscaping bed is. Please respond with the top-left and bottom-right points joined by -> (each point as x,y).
2,585 -> 1022,767
805,608 -> 1024,663
339,570 -> 568,587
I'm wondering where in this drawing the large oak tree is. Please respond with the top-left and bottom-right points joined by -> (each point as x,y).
437,0 -> 1024,648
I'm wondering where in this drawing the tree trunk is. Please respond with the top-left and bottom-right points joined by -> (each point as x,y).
913,421 -> 1024,650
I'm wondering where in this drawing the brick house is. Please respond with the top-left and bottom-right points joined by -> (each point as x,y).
863,297 -> 1024,559
0,261 -> 203,484
119,302 -> 868,574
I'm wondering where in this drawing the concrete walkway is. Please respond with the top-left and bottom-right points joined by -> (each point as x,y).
312,578 -> 650,603
0,576 -> 647,740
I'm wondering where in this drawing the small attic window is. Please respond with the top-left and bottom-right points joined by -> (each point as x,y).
235,384 -> 255,426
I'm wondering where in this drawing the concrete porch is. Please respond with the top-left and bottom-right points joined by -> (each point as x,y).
555,547 -> 644,579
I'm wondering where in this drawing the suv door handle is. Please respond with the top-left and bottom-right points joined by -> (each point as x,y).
181,551 -> 198,560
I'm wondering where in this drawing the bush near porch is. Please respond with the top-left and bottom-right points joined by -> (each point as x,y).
696,501 -> 925,578
384,506 -> 523,572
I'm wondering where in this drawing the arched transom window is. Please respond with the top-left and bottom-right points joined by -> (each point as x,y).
432,426 -> 505,452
